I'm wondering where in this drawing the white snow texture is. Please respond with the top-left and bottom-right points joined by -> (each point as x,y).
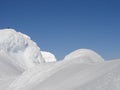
64,49 -> 104,63
0,29 -> 56,71
41,51 -> 56,62
0,28 -> 120,90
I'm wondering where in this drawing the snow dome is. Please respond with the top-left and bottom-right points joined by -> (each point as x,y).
41,51 -> 57,62
64,49 -> 104,63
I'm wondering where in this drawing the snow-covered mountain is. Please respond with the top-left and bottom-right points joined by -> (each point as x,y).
0,29 -> 45,71
0,29 -> 56,71
0,28 -> 120,90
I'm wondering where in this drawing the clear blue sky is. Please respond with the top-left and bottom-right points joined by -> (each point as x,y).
0,0 -> 120,60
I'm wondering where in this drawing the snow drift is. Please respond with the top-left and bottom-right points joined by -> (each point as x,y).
0,28 -> 120,90
41,51 -> 57,62
64,49 -> 104,63
0,29 -> 45,70
0,29 -> 58,71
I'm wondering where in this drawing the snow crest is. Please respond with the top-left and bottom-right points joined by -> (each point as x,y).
0,29 -> 44,70
64,49 -> 104,63
41,51 -> 57,62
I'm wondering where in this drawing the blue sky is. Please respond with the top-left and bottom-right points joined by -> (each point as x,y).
0,0 -> 120,60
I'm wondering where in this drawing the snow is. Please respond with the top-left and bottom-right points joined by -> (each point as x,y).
8,59 -> 120,90
0,29 -> 44,70
0,28 -> 120,90
41,51 -> 57,62
64,49 -> 104,63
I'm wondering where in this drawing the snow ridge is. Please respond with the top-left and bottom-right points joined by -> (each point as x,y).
0,29 -> 44,70
64,49 -> 104,63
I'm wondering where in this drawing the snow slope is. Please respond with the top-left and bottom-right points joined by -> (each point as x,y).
0,28 -> 120,90
0,52 -> 21,90
0,52 -> 21,78
9,59 -> 120,90
37,60 -> 120,90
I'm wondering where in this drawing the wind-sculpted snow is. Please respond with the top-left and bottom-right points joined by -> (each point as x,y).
41,51 -> 57,62
0,29 -> 44,70
9,59 -> 120,90
64,49 -> 104,63
0,28 -> 120,90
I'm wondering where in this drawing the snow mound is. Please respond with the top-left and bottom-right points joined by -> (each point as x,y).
64,49 -> 104,63
0,29 -> 44,70
41,51 -> 57,62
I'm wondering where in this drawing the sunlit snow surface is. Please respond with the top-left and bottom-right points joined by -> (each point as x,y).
0,29 -> 44,71
41,51 -> 57,62
64,49 -> 104,63
0,29 -> 120,90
